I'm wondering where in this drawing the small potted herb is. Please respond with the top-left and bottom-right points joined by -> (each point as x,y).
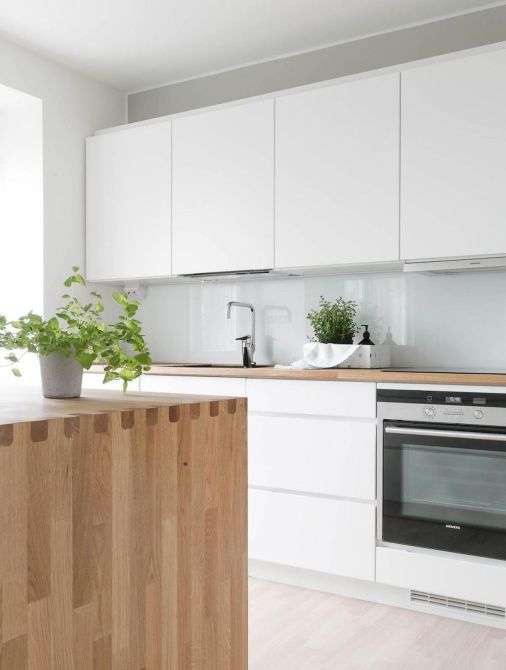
302,296 -> 390,368
0,267 -> 152,398
307,296 -> 359,344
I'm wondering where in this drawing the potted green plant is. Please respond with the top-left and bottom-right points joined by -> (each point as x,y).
299,296 -> 391,369
307,296 -> 359,345
0,267 -> 152,398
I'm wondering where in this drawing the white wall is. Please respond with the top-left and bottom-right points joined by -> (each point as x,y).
137,270 -> 506,369
0,87 -> 43,385
0,36 -> 125,387
0,86 -> 43,319
0,34 -> 125,317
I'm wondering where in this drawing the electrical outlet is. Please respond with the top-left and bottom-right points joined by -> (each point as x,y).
123,282 -> 147,300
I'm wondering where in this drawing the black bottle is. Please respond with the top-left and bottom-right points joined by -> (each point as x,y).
359,325 -> 374,345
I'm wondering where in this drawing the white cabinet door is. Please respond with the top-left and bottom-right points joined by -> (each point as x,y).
249,415 -> 376,499
249,489 -> 375,580
247,379 -> 376,418
401,49 -> 506,261
140,374 -> 246,397
86,122 -> 172,281
172,100 -> 274,275
275,73 -> 400,268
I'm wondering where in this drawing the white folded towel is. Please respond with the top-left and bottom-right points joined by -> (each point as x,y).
275,342 -> 360,370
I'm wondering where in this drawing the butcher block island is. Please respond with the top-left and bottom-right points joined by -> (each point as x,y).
0,389 -> 247,670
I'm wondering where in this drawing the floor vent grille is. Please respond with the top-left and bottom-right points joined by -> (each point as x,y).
410,590 -> 505,619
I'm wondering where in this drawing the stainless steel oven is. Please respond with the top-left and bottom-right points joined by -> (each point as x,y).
377,386 -> 506,561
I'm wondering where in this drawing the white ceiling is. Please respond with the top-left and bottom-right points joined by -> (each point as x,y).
0,0 -> 502,92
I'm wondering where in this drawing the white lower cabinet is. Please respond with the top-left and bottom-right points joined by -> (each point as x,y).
249,414 -> 375,499
139,374 -> 246,397
247,379 -> 376,418
249,488 -> 376,580
247,378 -> 377,582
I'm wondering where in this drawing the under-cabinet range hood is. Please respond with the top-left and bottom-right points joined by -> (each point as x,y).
403,256 -> 506,274
176,268 -> 301,282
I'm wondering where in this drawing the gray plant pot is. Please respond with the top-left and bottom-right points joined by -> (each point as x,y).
39,352 -> 83,399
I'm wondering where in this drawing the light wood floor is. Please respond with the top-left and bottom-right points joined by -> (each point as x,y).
249,578 -> 506,670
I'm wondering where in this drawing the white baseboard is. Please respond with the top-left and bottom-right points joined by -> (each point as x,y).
248,559 -> 506,629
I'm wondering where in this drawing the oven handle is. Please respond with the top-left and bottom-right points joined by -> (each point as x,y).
385,425 -> 506,442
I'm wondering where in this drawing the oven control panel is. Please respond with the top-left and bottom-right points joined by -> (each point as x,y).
422,402 -> 488,421
423,405 -> 436,419
378,388 -> 506,409
376,387 -> 506,426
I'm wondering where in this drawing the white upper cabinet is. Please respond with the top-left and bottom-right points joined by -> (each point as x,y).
275,73 -> 400,269
401,49 -> 506,261
86,122 -> 172,281
172,100 -> 274,275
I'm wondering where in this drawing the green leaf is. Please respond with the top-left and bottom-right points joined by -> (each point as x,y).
134,352 -> 151,365
76,352 -> 96,369
125,303 -> 138,317
72,265 -> 79,272
11,368 -> 22,377
112,292 -> 128,306
103,371 -> 117,384
118,368 -> 139,381
5,353 -> 18,363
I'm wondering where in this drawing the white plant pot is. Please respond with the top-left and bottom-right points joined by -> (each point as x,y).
39,352 -> 83,398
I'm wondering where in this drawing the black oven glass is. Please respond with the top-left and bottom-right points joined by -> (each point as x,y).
383,421 -> 506,560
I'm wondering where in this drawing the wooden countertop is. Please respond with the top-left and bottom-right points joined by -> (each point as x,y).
128,364 -> 506,387
0,388 -> 232,425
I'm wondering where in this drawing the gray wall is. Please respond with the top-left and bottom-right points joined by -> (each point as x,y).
129,4 -> 506,121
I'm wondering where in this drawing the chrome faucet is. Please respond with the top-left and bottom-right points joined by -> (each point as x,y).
226,301 -> 256,367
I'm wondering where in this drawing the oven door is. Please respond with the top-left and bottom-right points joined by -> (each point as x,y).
382,421 -> 506,560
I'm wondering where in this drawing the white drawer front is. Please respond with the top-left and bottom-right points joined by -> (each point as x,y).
376,547 -> 506,609
247,379 -> 376,418
249,415 -> 375,500
249,489 -> 375,581
140,374 -> 246,397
